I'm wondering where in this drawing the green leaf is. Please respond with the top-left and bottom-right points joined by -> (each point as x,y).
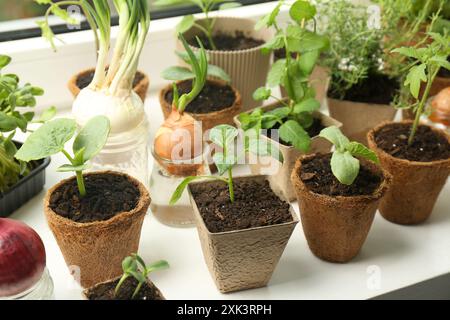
176,15 -> 195,34
247,138 -> 283,163
0,55 -> 11,69
146,260 -> 170,273
169,176 -> 202,205
255,2 -> 282,30
330,150 -> 360,185
51,4 -> 78,25
154,0 -> 186,6
404,63 -> 427,99
36,20 -> 56,50
253,87 -> 271,101
298,50 -> 319,75
391,47 -> 423,60
213,152 -> 235,175
122,256 -> 134,272
429,55 -> 450,71
161,66 -> 194,81
34,0 -> 52,4
261,34 -> 284,55
3,135 -> 17,157
219,2 -> 241,10
289,0 -> 317,22
279,120 -> 311,152
0,111 -> 18,132
346,141 -> 379,164
175,50 -> 204,65
207,64 -> 231,83
57,163 -> 90,172
293,98 -> 320,114
209,124 -> 238,149
73,115 -> 110,162
267,59 -> 286,87
319,126 -> 350,152
33,106 -> 56,123
129,270 -> 146,284
15,118 -> 77,161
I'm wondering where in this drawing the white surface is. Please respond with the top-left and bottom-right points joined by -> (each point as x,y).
10,93 -> 450,300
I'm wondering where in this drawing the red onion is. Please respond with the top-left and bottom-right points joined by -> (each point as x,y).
0,218 -> 46,297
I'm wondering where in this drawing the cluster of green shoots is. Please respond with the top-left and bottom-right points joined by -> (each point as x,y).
34,0 -> 150,95
115,254 -> 169,299
170,124 -> 282,204
239,0 -> 329,153
319,126 -> 379,185
392,32 -> 450,144
15,116 -> 110,197
0,55 -> 55,193
155,0 -> 241,50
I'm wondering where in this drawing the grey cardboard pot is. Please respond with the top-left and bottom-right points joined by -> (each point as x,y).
234,101 -> 342,201
187,175 -> 298,293
178,17 -> 273,110
327,97 -> 397,145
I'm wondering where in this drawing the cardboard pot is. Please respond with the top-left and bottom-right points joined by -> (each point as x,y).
291,154 -> 392,263
327,97 -> 397,145
43,171 -> 150,288
159,79 -> 242,131
234,101 -> 342,201
367,121 -> 450,225
67,68 -> 150,102
179,17 -> 273,110
187,175 -> 298,293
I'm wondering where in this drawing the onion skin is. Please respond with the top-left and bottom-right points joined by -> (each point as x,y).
430,87 -> 450,126
0,218 -> 46,297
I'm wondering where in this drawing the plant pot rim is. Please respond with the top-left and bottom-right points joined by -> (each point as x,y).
159,78 -> 242,119
326,95 -> 395,108
367,120 -> 450,167
187,174 -> 299,236
43,170 -> 150,229
291,153 -> 392,204
182,16 -> 272,54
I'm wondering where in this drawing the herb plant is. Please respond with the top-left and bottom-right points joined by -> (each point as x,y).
155,0 -> 241,50
319,126 -> 379,185
115,253 -> 169,299
392,32 -> 450,145
0,55 -> 56,193
15,116 -> 110,197
239,0 -> 329,152
170,124 -> 282,204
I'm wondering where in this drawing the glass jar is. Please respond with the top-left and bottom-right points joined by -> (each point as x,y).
150,147 -> 210,227
1,268 -> 54,300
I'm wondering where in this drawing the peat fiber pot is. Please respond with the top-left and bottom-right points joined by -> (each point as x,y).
68,68 -> 149,102
187,175 -> 298,293
367,121 -> 450,225
179,17 -> 273,110
291,154 -> 392,263
43,171 -> 150,288
159,79 -> 242,131
327,97 -> 397,145
83,276 -> 165,300
234,101 -> 342,202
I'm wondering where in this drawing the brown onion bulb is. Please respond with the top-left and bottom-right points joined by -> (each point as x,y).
430,87 -> 450,126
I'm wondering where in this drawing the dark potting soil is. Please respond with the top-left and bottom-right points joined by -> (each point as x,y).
76,69 -> 144,90
264,118 -> 325,146
49,173 -> 140,223
437,57 -> 450,78
329,73 -> 399,105
165,80 -> 235,114
299,153 -> 383,197
189,32 -> 264,51
190,179 -> 292,233
85,277 -> 163,300
374,122 -> 450,162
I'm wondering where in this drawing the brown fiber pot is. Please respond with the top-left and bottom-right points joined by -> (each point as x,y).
159,79 -> 242,132
179,17 -> 273,110
187,175 -> 298,293
67,68 -> 150,102
43,171 -> 150,288
234,101 -> 342,202
291,154 -> 392,263
367,121 -> 450,225
327,97 -> 397,145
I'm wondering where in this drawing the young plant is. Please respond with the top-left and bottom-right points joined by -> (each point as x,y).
115,254 -> 169,299
319,126 -> 380,185
15,116 -> 110,197
239,0 -> 329,152
170,124 -> 282,204
0,55 -> 56,193
392,32 -> 450,145
155,0 -> 241,50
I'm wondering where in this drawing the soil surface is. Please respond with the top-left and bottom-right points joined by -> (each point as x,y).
85,277 -> 163,300
264,118 -> 325,146
165,80 -> 235,114
49,173 -> 140,223
189,31 -> 264,51
374,122 -> 450,162
329,72 -> 399,105
299,153 -> 383,196
76,69 -> 144,89
190,179 -> 292,233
